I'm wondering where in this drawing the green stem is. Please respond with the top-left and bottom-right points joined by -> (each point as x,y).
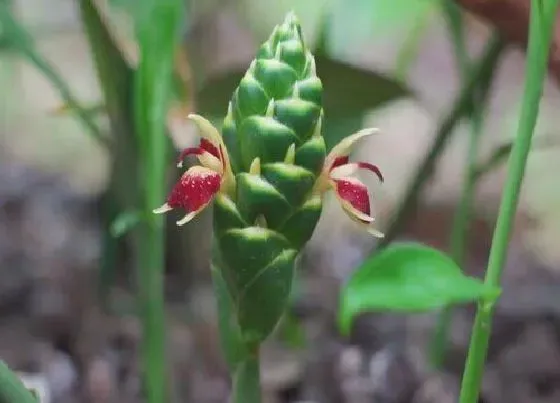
133,1 -> 184,400
0,362 -> 38,403
380,35 -> 506,247
233,353 -> 262,403
458,1 -> 560,402
135,82 -> 169,403
137,214 -> 167,403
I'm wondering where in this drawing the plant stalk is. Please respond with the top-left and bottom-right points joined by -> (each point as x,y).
232,353 -> 262,403
458,1 -> 560,402
133,0 -> 184,399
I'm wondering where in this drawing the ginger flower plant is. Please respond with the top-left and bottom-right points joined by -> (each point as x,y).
153,14 -> 385,394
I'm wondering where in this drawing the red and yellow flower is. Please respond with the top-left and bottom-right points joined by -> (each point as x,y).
154,117 -> 384,237
153,114 -> 234,226
314,129 -> 384,237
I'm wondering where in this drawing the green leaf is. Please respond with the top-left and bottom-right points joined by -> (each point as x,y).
196,54 -> 408,121
110,210 -> 142,238
0,361 -> 38,403
338,242 -> 500,335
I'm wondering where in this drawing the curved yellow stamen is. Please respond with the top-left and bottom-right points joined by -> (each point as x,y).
153,203 -> 173,214
177,211 -> 197,226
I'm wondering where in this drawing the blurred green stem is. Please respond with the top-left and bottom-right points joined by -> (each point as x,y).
0,3 -> 109,148
458,1 -> 560,402
0,362 -> 37,403
380,34 -> 505,246
133,1 -> 184,402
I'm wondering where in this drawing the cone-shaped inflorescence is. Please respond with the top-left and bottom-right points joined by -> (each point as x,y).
214,12 -> 326,344
154,12 -> 384,347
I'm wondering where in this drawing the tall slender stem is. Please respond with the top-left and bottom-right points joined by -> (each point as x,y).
458,1 -> 560,402
133,0 -> 185,400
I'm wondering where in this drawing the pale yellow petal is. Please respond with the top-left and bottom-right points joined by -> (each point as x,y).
339,199 -> 375,223
325,128 -> 379,169
198,152 -> 223,174
330,163 -> 359,180
153,203 -> 172,214
188,114 -> 222,146
367,227 -> 385,238
176,211 -> 197,226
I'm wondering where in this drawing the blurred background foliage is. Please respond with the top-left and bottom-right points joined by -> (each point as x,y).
2,0 -> 560,402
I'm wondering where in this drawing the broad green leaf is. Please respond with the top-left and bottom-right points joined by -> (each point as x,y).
0,361 -> 38,403
338,242 -> 500,335
110,210 -> 142,238
196,54 -> 408,120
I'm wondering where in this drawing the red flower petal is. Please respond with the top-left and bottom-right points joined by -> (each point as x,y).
167,166 -> 221,213
200,138 -> 221,159
177,147 -> 203,165
357,162 -> 384,182
330,156 -> 349,171
177,139 -> 222,167
334,178 -> 372,223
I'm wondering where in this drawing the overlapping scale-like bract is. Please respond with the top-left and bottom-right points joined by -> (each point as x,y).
213,13 -> 326,344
